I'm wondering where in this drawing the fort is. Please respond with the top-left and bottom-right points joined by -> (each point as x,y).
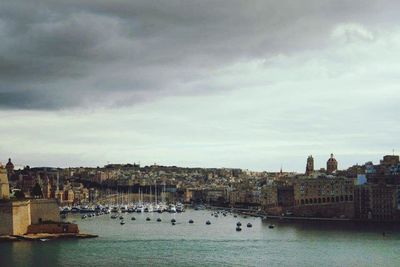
0,163 -> 95,240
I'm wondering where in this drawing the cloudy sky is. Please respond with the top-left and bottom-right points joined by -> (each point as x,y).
1,0 -> 399,171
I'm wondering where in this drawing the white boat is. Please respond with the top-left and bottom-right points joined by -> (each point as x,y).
169,204 -> 177,213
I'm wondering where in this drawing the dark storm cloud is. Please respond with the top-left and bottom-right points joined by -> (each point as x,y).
0,0 -> 399,110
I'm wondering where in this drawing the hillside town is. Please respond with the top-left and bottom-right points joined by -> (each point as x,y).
2,153 -> 400,222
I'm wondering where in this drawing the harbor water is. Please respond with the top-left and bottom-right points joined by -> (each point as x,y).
1,209 -> 400,267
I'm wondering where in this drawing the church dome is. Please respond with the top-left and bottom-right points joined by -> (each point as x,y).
327,154 -> 337,163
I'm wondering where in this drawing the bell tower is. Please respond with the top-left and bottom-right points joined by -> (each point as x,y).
305,155 -> 314,175
0,164 -> 10,200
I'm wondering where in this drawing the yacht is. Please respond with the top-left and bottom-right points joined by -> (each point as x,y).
168,204 -> 177,213
176,203 -> 185,213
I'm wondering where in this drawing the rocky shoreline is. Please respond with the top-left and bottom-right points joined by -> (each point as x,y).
0,233 -> 98,242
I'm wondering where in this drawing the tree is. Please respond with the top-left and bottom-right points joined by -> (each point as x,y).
32,183 -> 43,198
14,190 -> 25,200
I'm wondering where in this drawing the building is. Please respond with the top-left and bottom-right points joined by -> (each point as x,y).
354,184 -> 400,222
327,154 -> 338,174
305,155 -> 314,176
261,184 -> 294,215
292,176 -> 354,218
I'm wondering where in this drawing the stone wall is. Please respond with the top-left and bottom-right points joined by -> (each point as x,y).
30,199 -> 60,224
0,201 -> 32,235
27,223 -> 79,234
11,201 -> 31,235
0,203 -> 13,235
0,199 -> 61,236
292,202 -> 354,218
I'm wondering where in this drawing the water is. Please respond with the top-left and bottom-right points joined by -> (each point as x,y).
1,209 -> 400,267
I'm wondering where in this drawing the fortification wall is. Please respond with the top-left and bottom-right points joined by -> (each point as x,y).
30,199 -> 60,224
0,203 -> 13,235
10,201 -> 31,235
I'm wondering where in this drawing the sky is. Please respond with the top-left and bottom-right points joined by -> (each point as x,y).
1,0 -> 400,171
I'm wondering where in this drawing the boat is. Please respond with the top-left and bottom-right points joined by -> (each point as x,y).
247,223 -> 252,228
189,219 -> 194,224
236,227 -> 242,231
111,206 -> 119,213
176,203 -> 185,213
157,218 -> 162,222
136,205 -> 144,213
206,220 -> 211,225
146,217 -> 151,221
111,214 -> 118,219
171,218 -> 176,223
269,224 -> 275,229
131,216 -> 136,220
120,220 -> 125,225
237,222 -> 242,226
119,216 -> 124,220
168,204 -> 177,213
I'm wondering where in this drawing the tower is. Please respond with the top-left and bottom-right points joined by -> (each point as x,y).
5,158 -> 14,178
0,164 -> 10,200
305,155 -> 314,175
327,153 -> 338,174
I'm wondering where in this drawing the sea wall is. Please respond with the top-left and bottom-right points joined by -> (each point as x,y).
0,203 -> 13,235
0,201 -> 32,235
292,202 -> 354,219
27,223 -> 79,234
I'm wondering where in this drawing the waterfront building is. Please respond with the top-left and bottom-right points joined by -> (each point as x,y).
354,184 -> 400,221
305,155 -> 314,176
292,176 -> 354,218
327,153 -> 338,174
261,183 -> 294,215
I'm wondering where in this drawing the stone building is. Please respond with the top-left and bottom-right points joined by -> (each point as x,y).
292,176 -> 355,218
354,183 -> 400,222
261,184 -> 294,215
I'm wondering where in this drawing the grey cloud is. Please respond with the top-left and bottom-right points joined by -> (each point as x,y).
1,0 -> 399,110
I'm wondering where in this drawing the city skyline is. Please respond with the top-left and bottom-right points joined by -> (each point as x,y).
1,1 -> 400,171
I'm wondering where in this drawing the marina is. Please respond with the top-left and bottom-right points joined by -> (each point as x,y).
2,209 -> 400,266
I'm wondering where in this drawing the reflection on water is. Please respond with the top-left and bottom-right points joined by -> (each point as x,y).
0,239 -> 61,267
1,209 -> 400,267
